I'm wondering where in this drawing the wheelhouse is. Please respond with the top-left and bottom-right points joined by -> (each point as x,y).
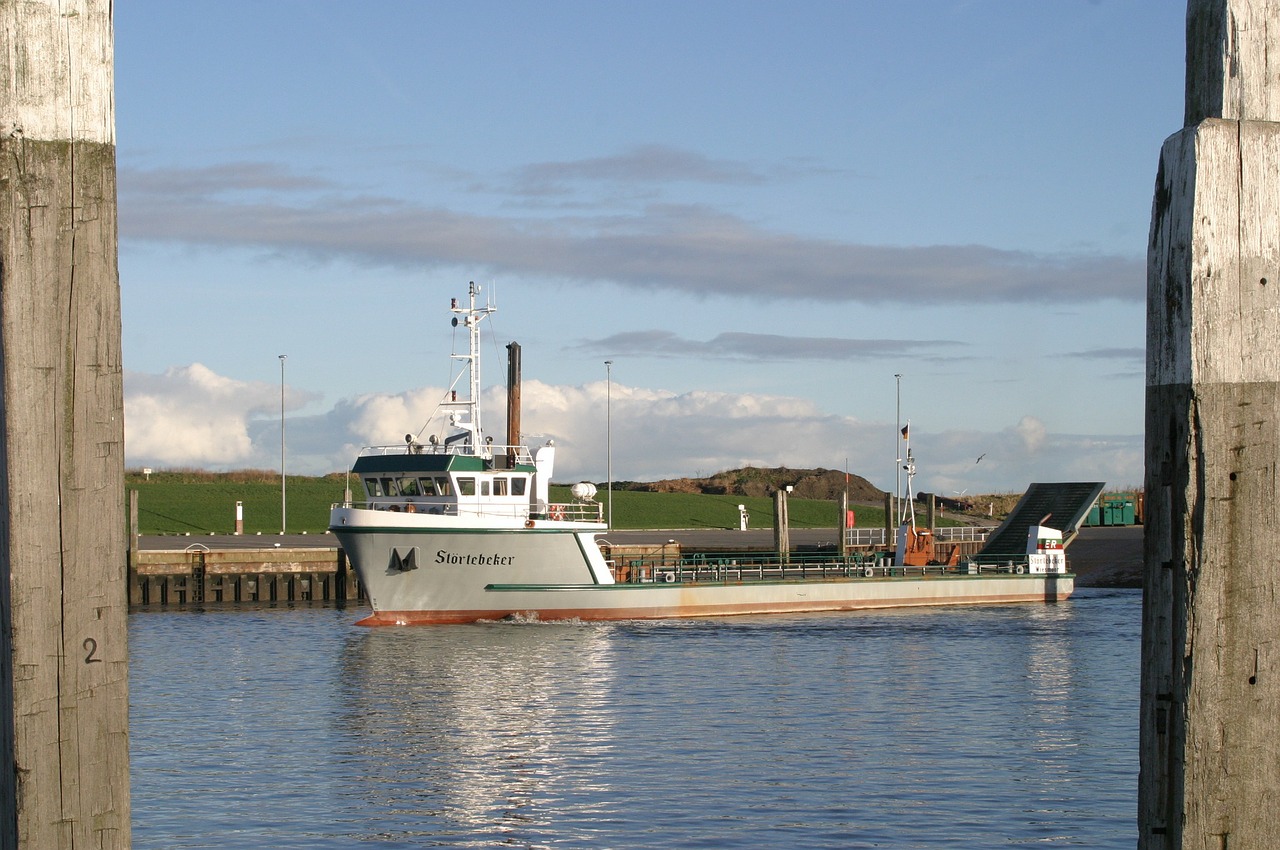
352,451 -> 536,518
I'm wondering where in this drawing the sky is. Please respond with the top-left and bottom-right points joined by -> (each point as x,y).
113,1 -> 1185,498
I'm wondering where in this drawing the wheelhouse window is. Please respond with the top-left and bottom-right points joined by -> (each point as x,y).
456,477 -> 476,497
511,476 -> 527,497
397,476 -> 420,497
436,477 -> 453,497
380,478 -> 399,496
419,477 -> 438,496
493,477 -> 509,497
365,478 -> 384,497
480,480 -> 490,496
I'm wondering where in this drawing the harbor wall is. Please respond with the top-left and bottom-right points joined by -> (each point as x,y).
130,547 -> 363,606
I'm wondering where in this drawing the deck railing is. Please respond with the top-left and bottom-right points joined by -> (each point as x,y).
843,526 -> 992,547
845,528 -> 886,547
934,526 -> 992,543
356,442 -> 536,465
608,548 -> 1037,585
537,502 -> 605,523
332,499 -> 604,523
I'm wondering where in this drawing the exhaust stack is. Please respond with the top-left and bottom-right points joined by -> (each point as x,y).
506,342 -> 521,460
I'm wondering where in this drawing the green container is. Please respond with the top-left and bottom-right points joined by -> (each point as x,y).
1100,495 -> 1135,526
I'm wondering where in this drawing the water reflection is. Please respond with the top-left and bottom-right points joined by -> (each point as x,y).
130,594 -> 1140,849
335,622 -> 621,843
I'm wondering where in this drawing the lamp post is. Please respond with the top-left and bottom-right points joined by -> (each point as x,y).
605,360 -> 613,529
279,354 -> 287,534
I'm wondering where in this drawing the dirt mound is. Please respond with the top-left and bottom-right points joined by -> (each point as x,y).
627,467 -> 885,502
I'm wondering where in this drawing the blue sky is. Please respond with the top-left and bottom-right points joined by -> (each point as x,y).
115,2 -> 1182,497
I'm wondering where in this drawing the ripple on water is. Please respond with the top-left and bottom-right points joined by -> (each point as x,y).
130,591 -> 1139,848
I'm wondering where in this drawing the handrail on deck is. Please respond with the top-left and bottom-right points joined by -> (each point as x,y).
537,501 -> 605,522
331,499 -> 604,523
607,545 -> 1041,585
357,442 -> 536,464
843,526 -> 991,547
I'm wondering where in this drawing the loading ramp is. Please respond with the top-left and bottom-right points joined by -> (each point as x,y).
977,482 -> 1106,559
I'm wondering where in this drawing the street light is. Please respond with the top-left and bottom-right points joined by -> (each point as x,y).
605,360 -> 613,529
279,354 -> 287,534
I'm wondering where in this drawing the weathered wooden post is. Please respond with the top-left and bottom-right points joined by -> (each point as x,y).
883,491 -> 894,551
772,488 -> 789,565
1141,1 -> 1280,846
0,2 -> 129,848
838,491 -> 849,556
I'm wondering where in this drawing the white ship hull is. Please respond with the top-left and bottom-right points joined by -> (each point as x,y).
333,508 -> 1072,626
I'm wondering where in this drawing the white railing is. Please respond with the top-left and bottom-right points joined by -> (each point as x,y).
610,555 -> 1047,585
843,526 -> 991,547
541,502 -> 605,522
358,442 -> 536,465
934,526 -> 992,543
334,499 -> 604,523
845,528 -> 887,547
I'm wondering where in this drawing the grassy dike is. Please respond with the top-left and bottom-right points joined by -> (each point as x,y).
126,470 -> 886,536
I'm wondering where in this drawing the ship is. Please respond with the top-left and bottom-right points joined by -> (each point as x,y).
330,282 -> 1086,625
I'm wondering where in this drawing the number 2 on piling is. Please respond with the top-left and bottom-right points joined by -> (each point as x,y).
83,637 -> 101,664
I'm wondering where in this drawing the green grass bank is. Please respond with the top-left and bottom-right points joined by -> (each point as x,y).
126,471 -> 889,536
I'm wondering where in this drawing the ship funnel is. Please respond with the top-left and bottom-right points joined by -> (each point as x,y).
507,342 -> 521,459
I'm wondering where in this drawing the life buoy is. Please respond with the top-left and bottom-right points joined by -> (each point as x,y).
863,566 -> 874,578
1015,564 -> 1026,575
525,519 -> 535,528
549,506 -> 564,521
663,572 -> 676,583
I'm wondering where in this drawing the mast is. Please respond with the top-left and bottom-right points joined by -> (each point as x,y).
445,281 -> 496,452
901,435 -> 916,531
898,418 -> 914,528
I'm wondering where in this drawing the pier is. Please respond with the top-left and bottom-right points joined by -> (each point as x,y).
130,543 -> 361,606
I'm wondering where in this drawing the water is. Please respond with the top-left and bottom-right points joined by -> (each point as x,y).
130,589 -> 1139,848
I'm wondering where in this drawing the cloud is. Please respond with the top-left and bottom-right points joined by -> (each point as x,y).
125,162 -> 336,198
120,159 -> 1143,306
124,364 -> 1143,495
573,330 -> 967,362
125,364 -> 319,468
507,145 -> 769,196
921,416 -> 1141,497
1011,415 -> 1048,453
1061,346 -> 1144,361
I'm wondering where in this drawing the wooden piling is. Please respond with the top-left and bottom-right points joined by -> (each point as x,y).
0,2 -> 128,847
1141,1 -> 1280,846
883,492 -> 894,546
838,492 -> 849,556
772,489 -> 789,564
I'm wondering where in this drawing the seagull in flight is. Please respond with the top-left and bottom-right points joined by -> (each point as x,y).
976,453 -> 987,464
